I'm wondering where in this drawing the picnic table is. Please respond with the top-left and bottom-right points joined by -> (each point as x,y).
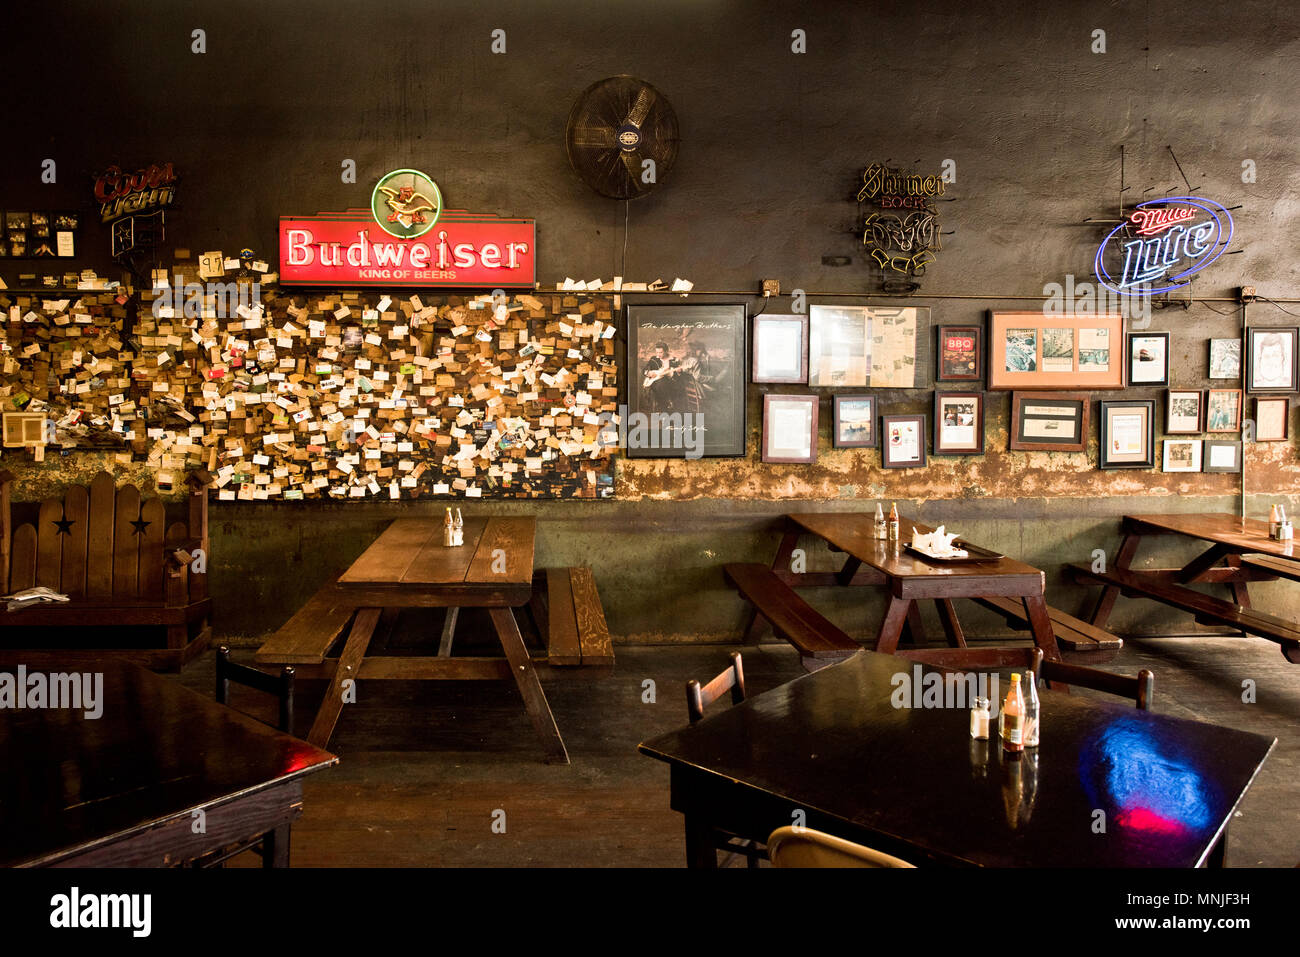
726,512 -> 1123,671
256,516 -> 615,763
1071,512 -> 1300,663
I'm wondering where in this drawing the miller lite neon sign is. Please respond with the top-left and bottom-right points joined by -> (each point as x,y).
1094,196 -> 1233,297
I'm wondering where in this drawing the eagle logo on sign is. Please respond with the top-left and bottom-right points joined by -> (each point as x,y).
369,168 -> 443,238
378,184 -> 437,230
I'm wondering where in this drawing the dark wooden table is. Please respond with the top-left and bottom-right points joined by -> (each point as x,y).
639,650 -> 1275,867
0,655 -> 336,867
768,512 -> 1062,660
264,516 -> 568,764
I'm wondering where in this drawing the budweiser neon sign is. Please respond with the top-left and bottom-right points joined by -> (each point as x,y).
279,170 -> 535,287
1094,196 -> 1232,297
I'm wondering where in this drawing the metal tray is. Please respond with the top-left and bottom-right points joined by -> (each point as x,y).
904,540 -> 1005,564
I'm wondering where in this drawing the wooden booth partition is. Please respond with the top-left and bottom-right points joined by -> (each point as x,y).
0,469 -> 213,670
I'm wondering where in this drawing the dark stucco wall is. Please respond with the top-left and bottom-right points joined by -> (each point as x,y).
3,1 -> 1299,643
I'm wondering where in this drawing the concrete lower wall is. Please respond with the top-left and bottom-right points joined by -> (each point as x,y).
208,493 -> 1300,647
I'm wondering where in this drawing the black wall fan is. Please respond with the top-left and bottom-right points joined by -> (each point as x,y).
565,75 -> 680,200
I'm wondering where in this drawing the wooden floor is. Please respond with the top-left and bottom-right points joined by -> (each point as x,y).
181,615 -> 1300,867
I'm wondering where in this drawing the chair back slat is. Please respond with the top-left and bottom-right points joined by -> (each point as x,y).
137,499 -> 166,600
85,471 -> 116,598
59,485 -> 90,598
10,523 -> 37,591
35,498 -> 63,591
1039,660 -> 1155,710
112,485 -> 141,598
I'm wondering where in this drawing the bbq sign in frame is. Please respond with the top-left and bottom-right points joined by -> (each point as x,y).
280,169 -> 535,287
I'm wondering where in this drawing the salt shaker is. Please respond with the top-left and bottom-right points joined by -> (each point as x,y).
970,696 -> 990,740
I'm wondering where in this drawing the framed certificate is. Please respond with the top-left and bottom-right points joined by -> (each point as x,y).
1009,392 -> 1089,452
1099,399 -> 1155,469
761,394 -> 818,463
1203,439 -> 1242,473
881,414 -> 926,469
1254,396 -> 1290,442
933,392 -> 984,455
752,314 -> 808,384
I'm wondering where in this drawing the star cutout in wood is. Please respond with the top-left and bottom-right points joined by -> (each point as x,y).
130,515 -> 151,536
53,514 -> 75,536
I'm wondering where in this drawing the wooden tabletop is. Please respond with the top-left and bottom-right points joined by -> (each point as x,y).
338,516 -> 536,588
789,512 -> 1044,589
640,650 -> 1275,867
1125,513 -> 1299,558
0,656 -> 337,867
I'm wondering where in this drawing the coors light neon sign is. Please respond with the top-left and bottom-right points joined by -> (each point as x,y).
1094,196 -> 1233,297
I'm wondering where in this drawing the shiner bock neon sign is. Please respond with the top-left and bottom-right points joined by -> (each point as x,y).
1094,196 -> 1233,297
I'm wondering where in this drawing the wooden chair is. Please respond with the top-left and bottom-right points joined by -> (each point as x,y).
767,826 -> 915,868
216,645 -> 296,735
0,469 -> 214,670
686,650 -> 746,724
685,652 -> 762,867
1039,659 -> 1155,710
197,647 -> 296,868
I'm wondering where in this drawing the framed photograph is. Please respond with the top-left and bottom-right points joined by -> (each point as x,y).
762,394 -> 818,463
626,303 -> 747,458
936,325 -> 983,381
832,394 -> 876,448
881,414 -> 927,469
988,311 -> 1125,390
1128,332 -> 1170,386
1208,338 -> 1241,380
1162,439 -> 1203,473
1205,388 -> 1242,433
1009,392 -> 1089,452
752,314 -> 808,384
1099,400 -> 1156,469
1246,327 -> 1298,393
933,392 -> 985,455
1165,389 -> 1203,434
1254,396 -> 1290,442
1203,440 -> 1242,473
808,304 -> 870,387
